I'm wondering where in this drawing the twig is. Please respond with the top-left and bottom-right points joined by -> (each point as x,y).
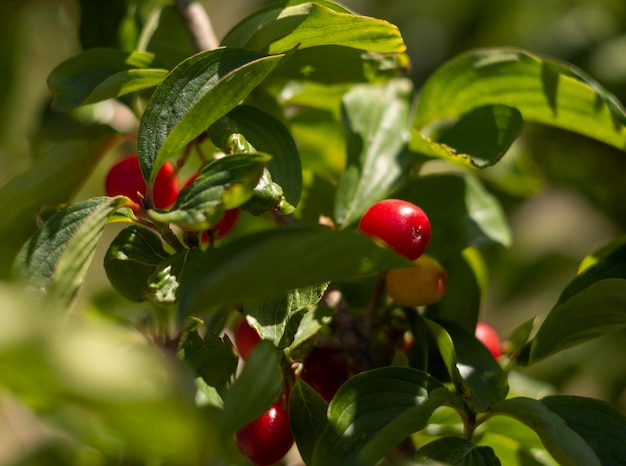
174,0 -> 219,52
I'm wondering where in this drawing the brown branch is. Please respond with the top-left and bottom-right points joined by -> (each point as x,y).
174,0 -> 219,52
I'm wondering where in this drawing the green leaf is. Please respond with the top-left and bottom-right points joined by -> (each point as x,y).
527,278 -> 626,364
334,78 -> 414,228
146,247 -> 205,304
103,225 -> 169,302
220,340 -> 283,437
12,197 -> 129,307
137,47 -> 286,187
492,397 -> 601,466
312,367 -> 448,466
178,227 -> 412,317
221,2 -> 405,55
412,104 -> 524,168
416,437 -> 502,465
394,174 -> 512,258
244,283 -> 328,348
0,127 -> 120,279
541,395 -> 626,466
77,0 -> 126,49
48,48 -> 167,111
210,105 -> 303,210
290,380 -> 329,465
415,47 -> 626,151
148,153 -> 269,230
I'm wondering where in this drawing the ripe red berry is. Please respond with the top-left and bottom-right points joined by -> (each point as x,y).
475,321 -> 502,359
301,348 -> 350,402
234,318 -> 261,360
359,199 -> 431,261
235,396 -> 293,466
105,155 -> 179,210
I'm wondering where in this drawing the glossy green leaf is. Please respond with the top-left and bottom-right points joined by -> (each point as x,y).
137,47 -> 285,187
48,48 -> 167,111
0,127 -> 120,279
210,105 -> 303,209
290,380 -> 329,465
12,197 -> 129,307
103,225 -> 169,302
244,283 -> 328,348
541,395 -> 626,466
178,227 -> 411,316
312,367 -> 449,466
527,278 -> 626,364
220,340 -> 283,437
411,104 -> 524,168
394,174 -> 512,258
416,437 -> 501,465
334,78 -> 414,228
415,48 -> 626,151
146,247 -> 205,304
221,2 -> 405,55
148,153 -> 269,230
492,397 -> 601,466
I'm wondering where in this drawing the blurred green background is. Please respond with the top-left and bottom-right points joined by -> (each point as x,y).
1,0 -> 625,462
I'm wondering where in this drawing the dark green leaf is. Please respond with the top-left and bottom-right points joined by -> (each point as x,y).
210,105 -> 302,210
244,283 -> 328,348
492,397 -> 601,466
541,395 -> 626,466
416,104 -> 524,168
312,367 -> 449,466
137,47 -> 285,187
240,167 -> 288,215
12,197 -> 129,307
527,278 -> 626,364
290,380 -> 329,465
48,48 -> 167,111
178,227 -> 412,317
220,340 -> 283,437
77,0 -> 126,49
335,78 -> 414,228
148,153 -> 269,230
221,2 -> 405,55
416,437 -> 501,465
394,174 -> 512,258
103,225 -> 169,302
415,47 -> 626,151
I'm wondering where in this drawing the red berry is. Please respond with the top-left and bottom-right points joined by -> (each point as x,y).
105,155 -> 179,210
301,348 -> 350,402
359,199 -> 431,261
235,397 -> 293,466
475,321 -> 502,359
234,318 -> 261,360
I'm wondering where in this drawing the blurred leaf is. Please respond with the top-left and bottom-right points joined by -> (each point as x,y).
137,48 -> 286,187
413,104 -> 524,168
526,278 -> 626,364
104,225 -> 169,302
149,153 -> 269,230
335,78 -> 414,228
138,5 -> 197,68
416,437 -> 501,465
312,367 -> 449,466
146,247 -> 204,304
12,197 -> 129,308
269,45 -> 408,84
290,380 -> 329,465
48,48 -> 167,111
221,2 -> 405,55
210,105 -> 303,210
0,127 -> 120,279
394,174 -> 512,258
541,395 -> 626,466
178,227 -> 412,316
77,0 -> 126,49
220,340 -> 283,437
415,48 -> 626,151
492,397 -> 601,466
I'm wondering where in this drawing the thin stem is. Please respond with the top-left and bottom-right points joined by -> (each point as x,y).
174,0 -> 219,52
